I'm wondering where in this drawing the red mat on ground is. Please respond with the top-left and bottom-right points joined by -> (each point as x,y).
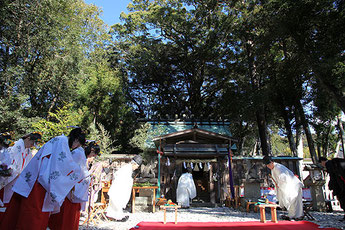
130,221 -> 340,230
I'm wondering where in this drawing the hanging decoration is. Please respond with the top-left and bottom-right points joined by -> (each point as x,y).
213,172 -> 219,182
171,169 -> 176,180
194,163 -> 200,171
166,157 -> 170,166
204,162 -> 210,172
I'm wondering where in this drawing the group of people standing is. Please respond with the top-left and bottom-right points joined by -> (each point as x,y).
0,128 -> 101,230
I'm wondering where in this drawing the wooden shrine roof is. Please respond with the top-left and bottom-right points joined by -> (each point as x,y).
152,128 -> 237,158
153,128 -> 237,145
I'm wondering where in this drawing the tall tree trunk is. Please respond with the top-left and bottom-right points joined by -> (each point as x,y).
337,116 -> 345,158
246,39 -> 271,157
295,100 -> 318,164
322,126 -> 332,157
280,105 -> 297,156
297,137 -> 304,179
295,107 -> 303,152
256,107 -> 271,156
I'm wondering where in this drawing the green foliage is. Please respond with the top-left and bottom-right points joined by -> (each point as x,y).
270,127 -> 291,156
1,0 -> 344,157
0,96 -> 34,137
31,104 -> 83,142
130,123 -> 151,151
0,0 -> 112,126
76,58 -> 134,151
110,0 -> 237,120
130,122 -> 169,161
88,122 -> 117,156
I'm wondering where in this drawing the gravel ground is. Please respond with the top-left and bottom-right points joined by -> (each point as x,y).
79,207 -> 345,230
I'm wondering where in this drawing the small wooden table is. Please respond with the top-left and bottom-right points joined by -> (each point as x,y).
160,205 -> 181,224
246,201 -> 258,212
256,204 -> 279,223
132,186 -> 158,213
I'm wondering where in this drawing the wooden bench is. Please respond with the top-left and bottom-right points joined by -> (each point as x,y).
256,204 -> 279,223
160,205 -> 181,224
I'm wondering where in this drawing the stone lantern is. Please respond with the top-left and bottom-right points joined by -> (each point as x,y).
303,164 -> 326,211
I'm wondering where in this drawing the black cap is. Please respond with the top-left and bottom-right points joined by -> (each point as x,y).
263,155 -> 272,165
132,155 -> 143,166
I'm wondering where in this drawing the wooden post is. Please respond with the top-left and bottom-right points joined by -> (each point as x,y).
210,163 -> 215,204
259,206 -> 266,223
227,141 -> 235,199
163,207 -> 167,224
153,188 -> 156,213
132,188 -> 136,213
271,207 -> 278,223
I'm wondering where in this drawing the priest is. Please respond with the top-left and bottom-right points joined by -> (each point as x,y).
263,156 -> 304,221
176,167 -> 196,208
106,155 -> 142,222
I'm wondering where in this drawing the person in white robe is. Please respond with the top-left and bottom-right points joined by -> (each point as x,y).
48,142 -> 98,230
68,140 -> 101,207
0,132 -> 14,209
79,141 -> 102,212
66,146 -> 90,207
176,167 -> 196,208
263,156 -> 304,220
0,128 -> 87,230
0,132 -> 14,176
0,132 -> 42,208
106,155 -> 142,222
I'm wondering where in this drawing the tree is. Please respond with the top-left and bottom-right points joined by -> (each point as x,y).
31,103 -> 83,142
77,58 -> 135,151
88,122 -> 117,156
1,0 -> 111,127
109,0 -> 236,120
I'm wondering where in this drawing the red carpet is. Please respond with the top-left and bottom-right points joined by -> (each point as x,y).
130,221 -> 340,230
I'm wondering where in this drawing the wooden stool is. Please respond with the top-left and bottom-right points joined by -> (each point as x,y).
246,202 -> 258,212
256,204 -> 279,223
160,205 -> 181,224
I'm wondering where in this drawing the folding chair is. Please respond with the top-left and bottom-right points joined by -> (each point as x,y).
303,200 -> 315,220
83,165 -> 110,225
86,201 -> 109,225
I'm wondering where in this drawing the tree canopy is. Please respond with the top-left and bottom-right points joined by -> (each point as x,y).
1,0 -> 344,159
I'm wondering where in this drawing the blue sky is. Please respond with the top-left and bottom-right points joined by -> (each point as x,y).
85,0 -> 131,25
